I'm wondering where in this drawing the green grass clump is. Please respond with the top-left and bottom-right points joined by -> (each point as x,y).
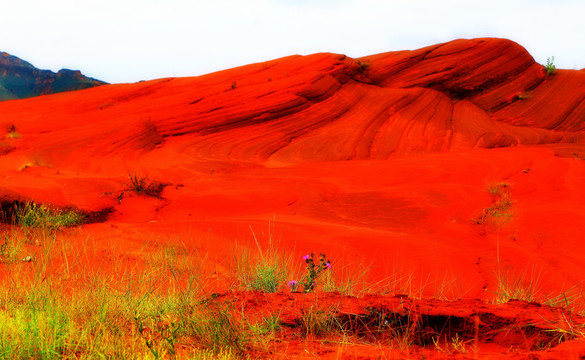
15,202 -> 85,230
0,281 -> 167,358
231,225 -> 292,293
232,245 -> 289,293
0,301 -> 74,358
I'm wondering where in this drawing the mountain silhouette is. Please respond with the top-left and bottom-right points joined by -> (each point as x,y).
0,52 -> 106,101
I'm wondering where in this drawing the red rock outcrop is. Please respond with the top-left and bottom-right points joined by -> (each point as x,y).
2,38 -> 584,167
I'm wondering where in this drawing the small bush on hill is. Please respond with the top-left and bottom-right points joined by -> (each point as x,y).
127,173 -> 165,198
545,56 -> 556,75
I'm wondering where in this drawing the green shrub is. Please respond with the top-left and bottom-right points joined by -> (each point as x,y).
545,56 -> 556,75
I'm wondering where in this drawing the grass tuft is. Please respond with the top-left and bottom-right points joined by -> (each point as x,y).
492,268 -> 541,304
231,225 -> 291,293
492,268 -> 585,317
299,304 -> 341,337
232,246 -> 289,293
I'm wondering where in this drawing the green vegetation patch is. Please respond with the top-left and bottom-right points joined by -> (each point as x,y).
15,202 -> 85,230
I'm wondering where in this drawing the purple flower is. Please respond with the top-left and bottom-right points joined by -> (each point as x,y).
325,262 -> 332,269
303,254 -> 310,260
288,280 -> 299,291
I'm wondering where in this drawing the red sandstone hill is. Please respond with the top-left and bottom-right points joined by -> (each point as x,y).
1,37 -> 585,303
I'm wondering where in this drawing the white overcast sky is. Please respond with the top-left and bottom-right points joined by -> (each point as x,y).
1,0 -> 583,84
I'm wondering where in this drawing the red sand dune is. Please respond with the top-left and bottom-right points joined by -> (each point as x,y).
1,38 -> 585,356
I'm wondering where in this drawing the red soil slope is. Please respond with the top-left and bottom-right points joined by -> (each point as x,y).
1,37 -> 585,305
